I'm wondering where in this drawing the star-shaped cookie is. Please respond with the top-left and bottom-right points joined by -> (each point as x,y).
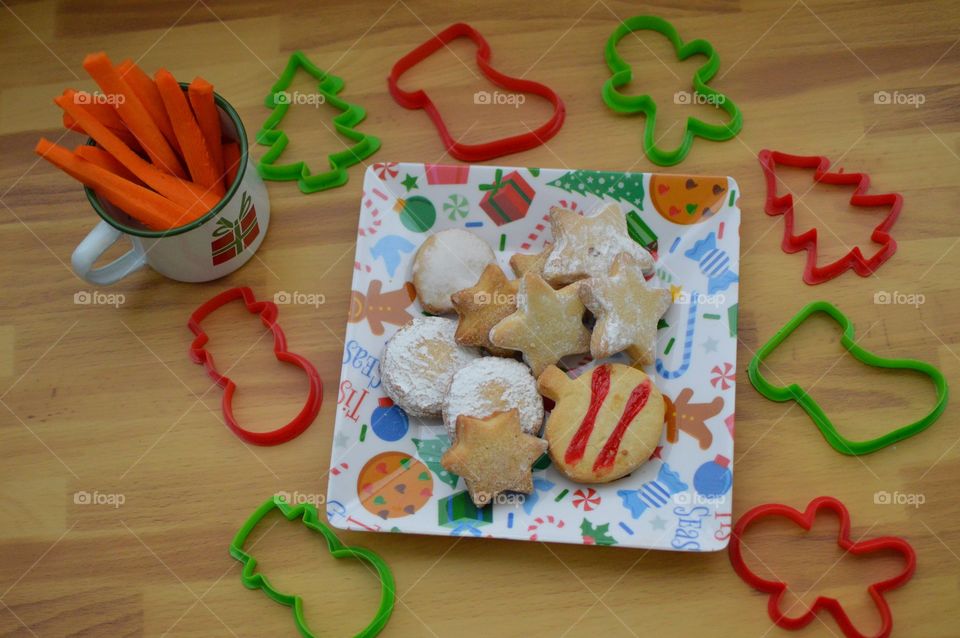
489,272 -> 591,376
440,409 -> 547,507
579,252 -> 671,364
451,264 -> 519,356
542,203 -> 655,285
509,242 -> 552,279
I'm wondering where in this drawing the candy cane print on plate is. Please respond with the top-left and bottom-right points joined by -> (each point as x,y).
656,291 -> 697,380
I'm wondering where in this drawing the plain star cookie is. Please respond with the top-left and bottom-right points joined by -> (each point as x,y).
579,252 -> 672,364
488,272 -> 591,377
450,264 -> 519,356
538,363 -> 664,484
441,409 -> 547,507
542,203 -> 655,285
442,357 -> 543,439
412,229 -> 495,314
381,317 -> 481,418
509,242 -> 552,279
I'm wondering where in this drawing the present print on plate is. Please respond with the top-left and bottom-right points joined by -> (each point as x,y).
211,192 -> 260,265
328,162 -> 742,552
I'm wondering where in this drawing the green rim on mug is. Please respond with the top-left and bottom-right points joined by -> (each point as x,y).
83,83 -> 248,239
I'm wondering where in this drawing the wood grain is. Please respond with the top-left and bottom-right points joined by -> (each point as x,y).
1,0 -> 958,636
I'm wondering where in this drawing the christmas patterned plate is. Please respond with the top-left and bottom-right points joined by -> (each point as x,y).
327,162 -> 740,551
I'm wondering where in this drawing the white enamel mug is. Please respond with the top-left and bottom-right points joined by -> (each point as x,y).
71,88 -> 270,284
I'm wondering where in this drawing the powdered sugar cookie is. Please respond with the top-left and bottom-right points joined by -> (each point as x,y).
412,229 -> 495,314
542,203 -> 655,285
442,357 -> 544,439
381,317 -> 481,418
580,252 -> 672,364
539,363 -> 664,484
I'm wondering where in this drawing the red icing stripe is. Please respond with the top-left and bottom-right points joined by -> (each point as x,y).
564,364 -> 611,465
593,379 -> 652,472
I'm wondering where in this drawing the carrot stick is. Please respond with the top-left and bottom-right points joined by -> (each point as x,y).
155,69 -> 223,196
74,145 -> 140,183
56,91 -> 219,216
36,138 -> 189,230
83,52 -> 187,179
63,113 -> 143,152
187,77 -> 224,187
63,95 -> 125,129
222,141 -> 240,187
117,58 -> 181,156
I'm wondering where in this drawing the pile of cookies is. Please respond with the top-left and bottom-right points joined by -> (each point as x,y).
381,203 -> 673,506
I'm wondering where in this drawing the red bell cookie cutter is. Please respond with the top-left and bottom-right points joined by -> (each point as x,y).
188,287 -> 322,446
387,22 -> 566,162
729,496 -> 916,638
759,149 -> 903,285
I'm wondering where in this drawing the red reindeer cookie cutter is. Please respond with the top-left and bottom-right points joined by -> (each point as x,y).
729,496 -> 916,638
387,22 -> 566,162
758,150 -> 903,285
188,287 -> 322,446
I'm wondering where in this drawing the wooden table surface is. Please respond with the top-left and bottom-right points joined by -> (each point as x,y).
2,0 -> 959,636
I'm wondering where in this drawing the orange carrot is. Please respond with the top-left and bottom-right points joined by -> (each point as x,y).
187,77 -> 224,187
155,69 -> 223,196
56,90 -> 219,217
222,142 -> 241,187
63,95 -> 125,129
74,145 -> 140,183
63,113 -> 143,152
36,138 -> 189,230
117,58 -> 181,155
83,52 -> 187,179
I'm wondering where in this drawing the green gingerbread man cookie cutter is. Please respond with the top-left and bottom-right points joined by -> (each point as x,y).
601,15 -> 743,167
230,495 -> 395,638
257,51 -> 381,193
748,301 -> 949,455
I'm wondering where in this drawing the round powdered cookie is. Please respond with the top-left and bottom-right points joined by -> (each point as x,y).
412,229 -> 495,314
538,363 -> 664,484
381,317 -> 482,418
442,357 -> 544,439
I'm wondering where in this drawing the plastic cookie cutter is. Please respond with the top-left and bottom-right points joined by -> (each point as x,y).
230,495 -> 395,638
387,22 -> 566,162
601,15 -> 742,166
257,51 -> 381,193
758,149 -> 903,285
728,496 -> 916,638
748,301 -> 948,455
188,287 -> 322,446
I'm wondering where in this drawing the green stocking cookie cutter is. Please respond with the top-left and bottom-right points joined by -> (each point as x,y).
256,51 -> 381,193
230,495 -> 395,637
747,301 -> 949,455
601,15 -> 743,167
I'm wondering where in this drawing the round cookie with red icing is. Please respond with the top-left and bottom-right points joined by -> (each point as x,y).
412,229 -> 496,314
381,316 -> 481,418
649,174 -> 729,225
357,451 -> 434,519
538,363 -> 664,484
442,357 -> 544,439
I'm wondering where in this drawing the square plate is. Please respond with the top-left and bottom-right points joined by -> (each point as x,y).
327,162 -> 740,551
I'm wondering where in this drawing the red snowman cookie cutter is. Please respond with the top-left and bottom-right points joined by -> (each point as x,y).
729,496 -> 916,638
758,150 -> 903,285
188,287 -> 322,446
387,22 -> 566,162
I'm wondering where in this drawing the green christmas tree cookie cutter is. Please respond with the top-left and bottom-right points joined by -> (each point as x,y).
601,15 -> 743,167
747,301 -> 948,455
257,51 -> 381,193
229,495 -> 395,638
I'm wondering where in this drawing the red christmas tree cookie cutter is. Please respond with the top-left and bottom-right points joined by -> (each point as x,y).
188,287 -> 322,446
758,150 -> 903,285
387,22 -> 566,162
728,496 -> 916,638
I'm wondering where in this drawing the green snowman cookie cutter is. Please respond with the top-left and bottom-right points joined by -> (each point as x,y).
230,495 -> 395,638
257,51 -> 381,193
748,301 -> 949,455
601,15 -> 743,167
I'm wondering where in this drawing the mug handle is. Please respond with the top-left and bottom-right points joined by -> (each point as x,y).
71,220 -> 147,285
